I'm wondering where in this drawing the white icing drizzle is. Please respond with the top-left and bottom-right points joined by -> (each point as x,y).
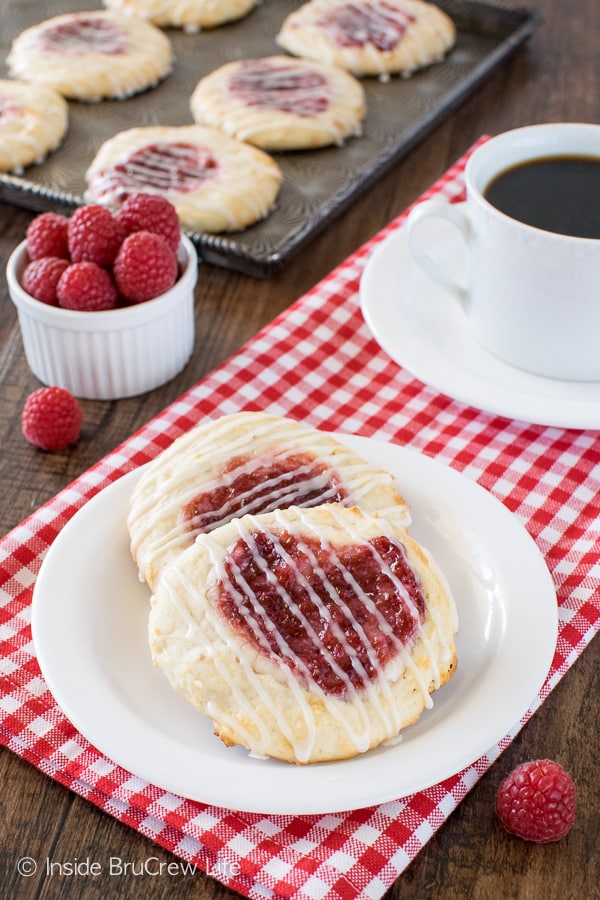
299,505 -> 437,702
201,519 -> 371,759
417,544 -> 458,663
271,507 -> 403,733
229,63 -> 331,115
104,0 -> 256,31
85,126 -> 281,231
0,82 -> 67,173
130,415 -> 409,583
237,515 -> 379,745
165,565 -> 288,751
36,17 -> 130,55
190,56 -> 365,151
7,13 -> 172,102
278,0 -> 453,78
194,509 -> 438,759
318,0 -> 416,52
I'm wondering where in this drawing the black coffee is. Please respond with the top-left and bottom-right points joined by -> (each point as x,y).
483,155 -> 600,239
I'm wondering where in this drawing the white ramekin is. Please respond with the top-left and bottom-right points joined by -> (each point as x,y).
7,234 -> 198,399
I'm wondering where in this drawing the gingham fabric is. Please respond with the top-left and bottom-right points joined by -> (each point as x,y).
1,141 -> 599,900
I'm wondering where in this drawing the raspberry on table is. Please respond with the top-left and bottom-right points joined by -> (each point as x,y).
57,262 -> 119,311
113,231 -> 178,304
21,386 -> 83,451
116,193 -> 181,253
26,212 -> 70,261
22,257 -> 70,306
68,204 -> 125,266
496,759 -> 576,843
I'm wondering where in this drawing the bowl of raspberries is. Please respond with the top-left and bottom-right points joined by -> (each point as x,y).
6,193 -> 198,399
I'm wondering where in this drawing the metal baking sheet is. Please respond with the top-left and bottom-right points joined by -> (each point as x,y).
0,0 -> 539,276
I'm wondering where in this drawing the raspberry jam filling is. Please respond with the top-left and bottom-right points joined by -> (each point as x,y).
228,61 -> 330,117
39,18 -> 129,55
217,530 -> 425,696
318,1 -> 415,51
181,453 -> 348,533
101,143 -> 218,199
0,98 -> 20,124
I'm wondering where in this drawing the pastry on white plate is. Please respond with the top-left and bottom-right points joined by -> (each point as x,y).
128,411 -> 411,591
277,0 -> 456,79
102,0 -> 257,31
190,55 -> 366,150
84,125 -> 282,233
7,10 -> 173,101
0,80 -> 68,173
149,503 -> 458,763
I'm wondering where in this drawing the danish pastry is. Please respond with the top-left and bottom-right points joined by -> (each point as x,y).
128,412 -> 411,591
102,0 -> 257,31
190,55 -> 366,151
276,0 -> 456,79
0,80 -> 68,174
7,11 -> 173,102
84,125 -> 282,233
149,503 -> 458,763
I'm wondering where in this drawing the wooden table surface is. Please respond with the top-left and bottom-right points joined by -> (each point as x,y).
1,1 -> 598,897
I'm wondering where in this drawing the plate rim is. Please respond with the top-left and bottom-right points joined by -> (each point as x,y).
360,210 -> 600,430
31,434 -> 558,814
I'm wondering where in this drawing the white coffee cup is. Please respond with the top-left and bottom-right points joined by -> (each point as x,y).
406,123 -> 600,381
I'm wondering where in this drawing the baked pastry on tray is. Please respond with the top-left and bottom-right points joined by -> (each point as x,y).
190,55 -> 366,151
7,11 -> 173,102
276,0 -> 456,79
0,80 -> 68,174
128,411 -> 411,591
84,125 -> 282,232
149,503 -> 458,763
102,0 -> 258,31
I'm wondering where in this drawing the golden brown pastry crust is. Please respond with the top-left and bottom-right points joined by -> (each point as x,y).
128,411 -> 411,591
7,11 -> 173,101
190,56 -> 366,151
276,0 -> 456,78
0,80 -> 68,173
84,125 -> 282,233
149,503 -> 458,763
102,0 -> 257,31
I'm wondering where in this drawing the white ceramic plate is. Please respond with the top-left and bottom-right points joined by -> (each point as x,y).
32,435 -> 557,814
360,207 -> 600,430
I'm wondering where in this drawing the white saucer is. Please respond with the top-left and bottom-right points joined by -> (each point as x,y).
360,206 -> 600,430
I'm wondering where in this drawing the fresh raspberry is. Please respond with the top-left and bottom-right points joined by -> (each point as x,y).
113,231 -> 178,304
21,386 -> 83,451
68,204 -> 125,265
26,212 -> 70,260
22,256 -> 70,305
116,193 -> 181,253
496,759 -> 576,843
57,262 -> 118,311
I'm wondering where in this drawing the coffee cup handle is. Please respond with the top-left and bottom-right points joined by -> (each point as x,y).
406,197 -> 469,305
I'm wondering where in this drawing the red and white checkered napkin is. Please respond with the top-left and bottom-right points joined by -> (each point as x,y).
1,141 -> 599,899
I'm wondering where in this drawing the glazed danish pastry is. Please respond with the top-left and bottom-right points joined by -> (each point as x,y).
84,125 -> 282,233
102,0 -> 257,31
149,503 -> 458,763
190,55 -> 366,151
128,412 -> 411,591
0,80 -> 68,174
7,11 -> 172,102
276,0 -> 456,79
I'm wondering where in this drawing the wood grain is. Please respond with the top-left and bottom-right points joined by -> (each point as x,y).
1,1 -> 598,897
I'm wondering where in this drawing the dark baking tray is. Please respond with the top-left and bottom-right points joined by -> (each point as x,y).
0,0 -> 539,276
